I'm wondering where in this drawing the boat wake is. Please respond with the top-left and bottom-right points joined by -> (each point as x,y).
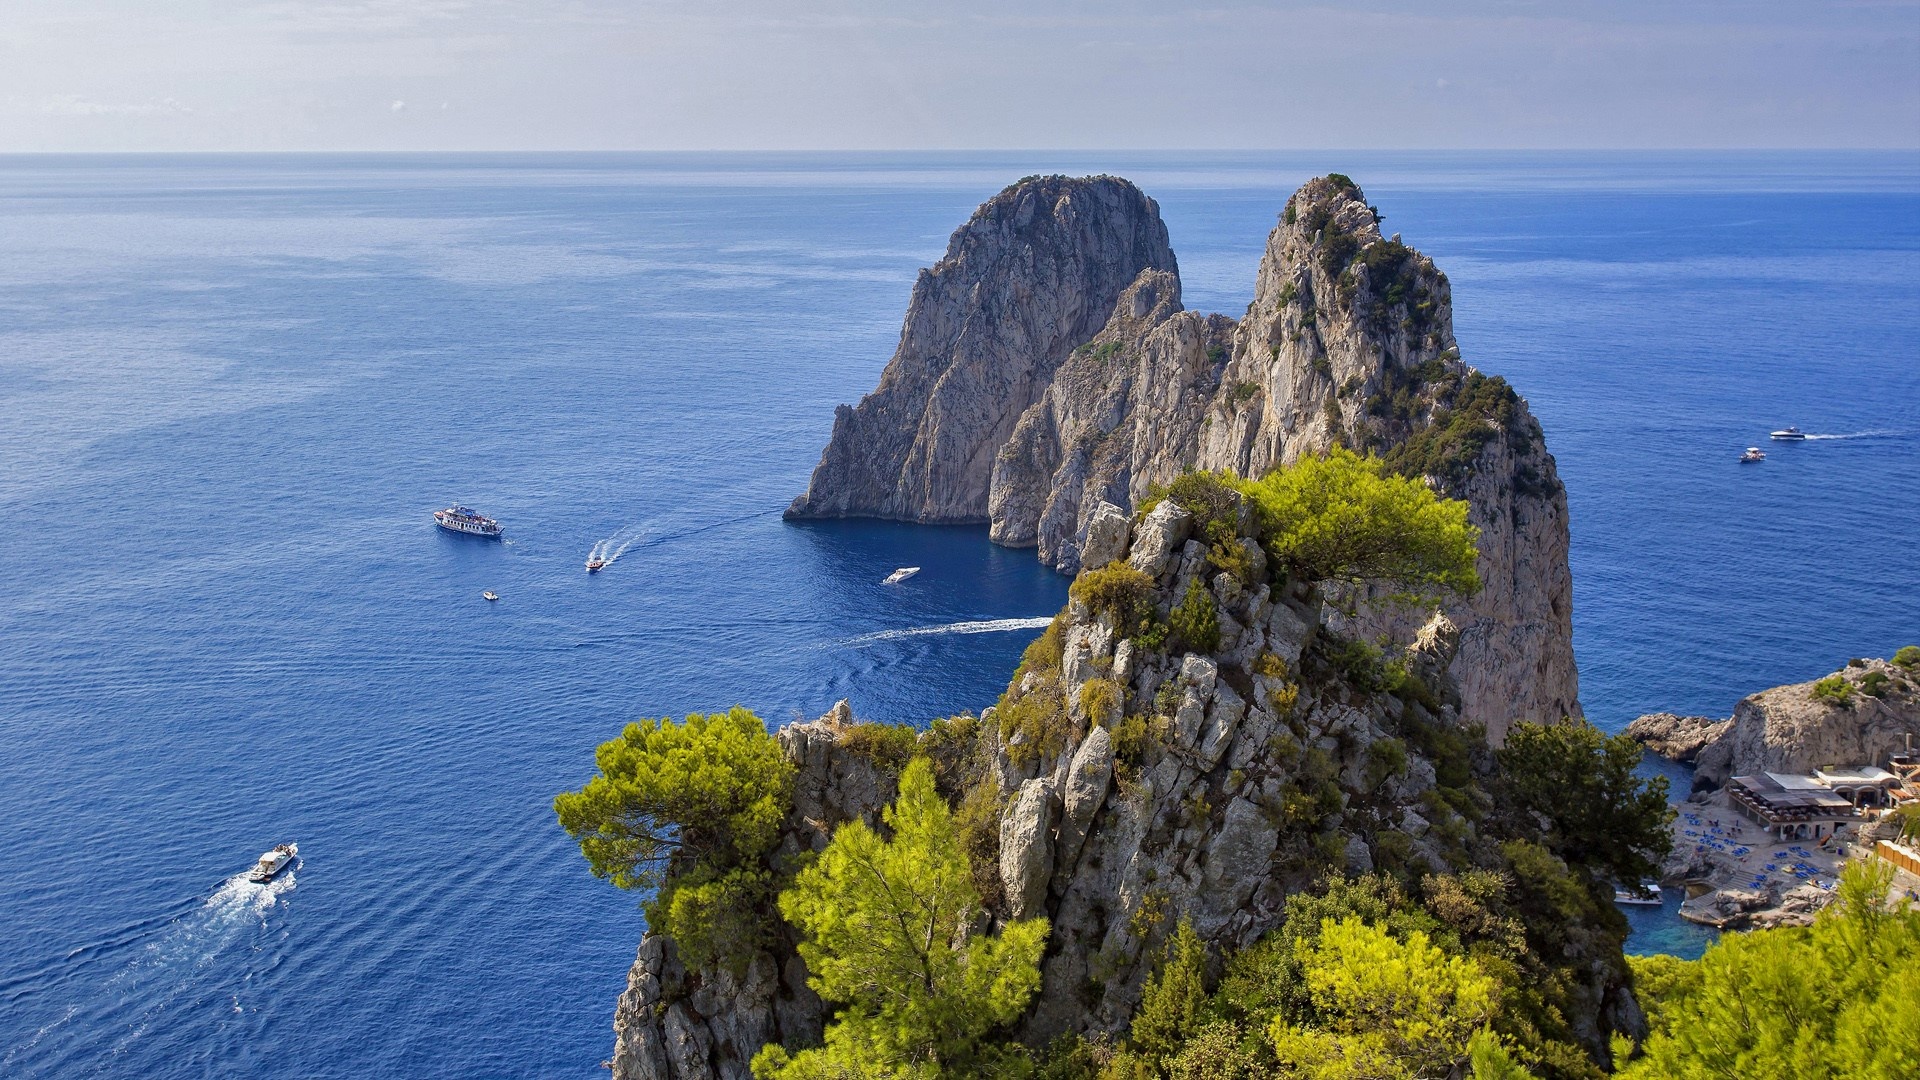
2,870 -> 294,1070
839,616 -> 1054,647
586,525 -> 653,569
1801,429 -> 1907,441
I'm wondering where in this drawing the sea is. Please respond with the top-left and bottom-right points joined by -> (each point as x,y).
1,152 -> 1915,1077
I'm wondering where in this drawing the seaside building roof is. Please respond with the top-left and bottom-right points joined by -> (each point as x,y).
1729,772 -> 1856,824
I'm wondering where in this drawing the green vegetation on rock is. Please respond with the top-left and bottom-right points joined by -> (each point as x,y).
1811,674 -> 1854,705
553,707 -> 793,968
1497,721 -> 1673,890
753,758 -> 1048,1079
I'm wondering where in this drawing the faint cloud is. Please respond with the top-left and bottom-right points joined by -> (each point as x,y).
390,99 -> 407,113
35,95 -> 193,117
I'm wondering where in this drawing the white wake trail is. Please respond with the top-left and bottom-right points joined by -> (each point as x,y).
839,616 -> 1054,647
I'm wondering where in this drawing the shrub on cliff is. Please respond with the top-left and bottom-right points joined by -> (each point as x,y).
1168,576 -> 1221,654
1619,860 -> 1920,1079
1238,446 -> 1480,597
1895,645 -> 1920,669
1810,674 -> 1854,705
553,708 -> 794,967
754,758 -> 1048,1078
1497,721 -> 1673,889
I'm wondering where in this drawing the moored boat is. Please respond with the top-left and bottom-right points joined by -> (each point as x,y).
434,505 -> 502,538
1769,426 -> 1807,441
1739,447 -> 1766,463
248,842 -> 298,883
1614,882 -> 1663,906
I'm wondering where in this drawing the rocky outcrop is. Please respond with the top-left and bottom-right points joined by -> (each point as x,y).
609,706 -> 895,1080
785,175 -> 1175,523
1689,657 -> 1920,792
1626,712 -> 1732,763
612,499 -> 1641,1078
788,174 -> 1579,742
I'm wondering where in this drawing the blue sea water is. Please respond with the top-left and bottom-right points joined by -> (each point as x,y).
1,152 -> 1915,1076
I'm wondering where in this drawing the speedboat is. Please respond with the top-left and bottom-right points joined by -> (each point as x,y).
248,843 -> 298,883
1614,882 -> 1662,906
434,505 -> 503,538
586,559 -> 606,573
1739,447 -> 1766,463
482,591 -> 499,601
1769,426 -> 1807,441
882,567 -> 920,585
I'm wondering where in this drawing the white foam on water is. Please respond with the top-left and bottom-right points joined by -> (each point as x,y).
588,523 -> 655,567
1800,429 -> 1906,440
838,616 -> 1054,647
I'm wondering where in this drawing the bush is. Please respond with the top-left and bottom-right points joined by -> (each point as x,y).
1170,576 -> 1222,654
1239,446 -> 1480,596
839,721 -> 919,771
1860,670 -> 1891,698
1498,721 -> 1674,888
1079,677 -> 1123,725
1071,563 -> 1159,632
1811,674 -> 1854,705
1894,645 -> 1920,669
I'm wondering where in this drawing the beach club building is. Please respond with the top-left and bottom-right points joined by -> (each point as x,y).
1727,772 -> 1863,841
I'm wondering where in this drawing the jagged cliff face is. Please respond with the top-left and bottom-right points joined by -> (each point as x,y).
793,174 -> 1579,740
785,175 -> 1176,522
610,503 -> 1640,1080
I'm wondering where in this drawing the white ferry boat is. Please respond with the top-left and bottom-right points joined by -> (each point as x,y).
434,505 -> 502,538
1769,426 -> 1807,441
883,567 -> 920,584
248,843 -> 298,883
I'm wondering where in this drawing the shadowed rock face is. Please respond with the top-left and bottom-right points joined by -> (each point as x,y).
789,174 -> 1581,740
784,175 -> 1177,523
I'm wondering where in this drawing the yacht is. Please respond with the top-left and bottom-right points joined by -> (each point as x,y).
482,591 -> 499,602
248,843 -> 298,883
1769,426 -> 1807,441
1614,882 -> 1663,906
883,567 -> 921,584
1739,447 -> 1766,464
434,505 -> 502,538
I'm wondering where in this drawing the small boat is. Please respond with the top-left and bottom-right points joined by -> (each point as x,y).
1739,447 -> 1766,463
586,559 -> 606,573
482,591 -> 498,601
248,843 -> 298,883
1769,426 -> 1807,441
434,505 -> 502,538
1614,882 -> 1663,906
882,567 -> 920,585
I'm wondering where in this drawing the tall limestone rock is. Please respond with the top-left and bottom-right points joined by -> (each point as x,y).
784,175 -> 1177,522
791,174 -> 1580,740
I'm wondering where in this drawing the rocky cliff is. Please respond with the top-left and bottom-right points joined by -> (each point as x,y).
789,174 -> 1579,742
613,492 -> 1640,1079
1637,656 -> 1920,794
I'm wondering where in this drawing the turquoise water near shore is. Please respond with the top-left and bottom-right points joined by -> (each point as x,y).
1,152 -> 1915,1075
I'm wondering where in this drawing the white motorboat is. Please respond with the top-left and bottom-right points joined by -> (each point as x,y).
1614,882 -> 1663,906
882,567 -> 920,585
1769,426 -> 1807,441
1739,447 -> 1766,463
248,842 -> 298,883
482,591 -> 499,601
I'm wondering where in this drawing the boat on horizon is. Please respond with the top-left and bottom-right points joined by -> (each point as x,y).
883,566 -> 920,584
1740,447 -> 1766,463
248,842 -> 298,883
434,505 -> 502,538
1769,426 -> 1808,440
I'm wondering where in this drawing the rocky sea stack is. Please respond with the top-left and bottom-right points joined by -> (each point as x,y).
789,174 -> 1579,741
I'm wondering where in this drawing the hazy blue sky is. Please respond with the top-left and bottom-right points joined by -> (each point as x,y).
3,1 -> 1916,151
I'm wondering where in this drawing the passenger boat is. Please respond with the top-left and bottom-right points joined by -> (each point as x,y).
586,559 -> 606,573
1739,447 -> 1766,463
434,505 -> 502,538
1769,426 -> 1807,441
1613,882 -> 1663,906
883,567 -> 920,584
248,843 -> 298,883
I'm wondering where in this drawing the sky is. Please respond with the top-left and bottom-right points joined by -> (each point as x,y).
1,1 -> 1916,152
